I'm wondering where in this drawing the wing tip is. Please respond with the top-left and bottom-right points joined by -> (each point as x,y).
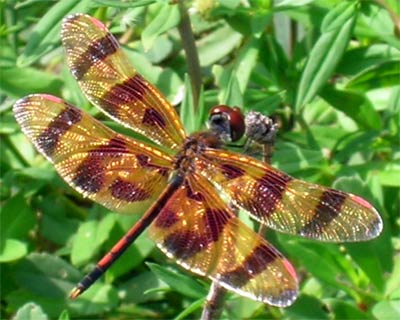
366,214 -> 383,240
349,194 -> 383,240
13,94 -> 42,116
211,272 -> 299,307
13,94 -> 62,111
62,12 -> 87,25
265,288 -> 298,307
62,13 -> 106,33
227,285 -> 299,307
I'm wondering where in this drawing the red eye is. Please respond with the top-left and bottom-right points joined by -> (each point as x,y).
209,105 -> 245,142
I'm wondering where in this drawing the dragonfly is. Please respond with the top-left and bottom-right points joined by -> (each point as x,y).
13,14 -> 383,307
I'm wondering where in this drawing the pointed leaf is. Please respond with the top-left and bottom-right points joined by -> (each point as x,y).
346,61 -> 400,91
14,302 -> 48,320
295,2 -> 357,110
93,0 -> 156,7
0,67 -> 62,97
320,85 -> 382,130
14,253 -> 81,299
0,239 -> 28,262
147,262 -> 207,299
198,24 -> 243,67
142,3 -> 180,51
17,0 -> 93,67
180,74 -> 198,135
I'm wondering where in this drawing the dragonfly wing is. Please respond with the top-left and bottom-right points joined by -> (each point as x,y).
149,172 -> 298,306
14,94 -> 173,214
197,149 -> 383,242
61,14 -> 186,150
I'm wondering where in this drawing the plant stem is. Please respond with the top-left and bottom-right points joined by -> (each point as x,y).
177,0 -> 202,111
200,281 -> 226,320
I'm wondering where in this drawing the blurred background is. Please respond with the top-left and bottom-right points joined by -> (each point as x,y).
1,0 -> 399,319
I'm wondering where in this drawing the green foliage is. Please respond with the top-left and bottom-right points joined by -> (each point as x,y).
1,0 -> 399,319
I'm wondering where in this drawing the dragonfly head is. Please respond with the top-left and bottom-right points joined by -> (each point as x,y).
208,105 -> 245,142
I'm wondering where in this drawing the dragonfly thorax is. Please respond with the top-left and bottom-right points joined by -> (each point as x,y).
174,131 -> 222,174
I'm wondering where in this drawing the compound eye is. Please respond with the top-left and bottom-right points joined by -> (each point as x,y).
209,105 -> 245,142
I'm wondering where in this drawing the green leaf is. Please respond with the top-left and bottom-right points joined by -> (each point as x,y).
224,296 -> 263,319
320,85 -> 382,130
359,3 -> 400,50
213,65 -> 244,107
70,221 -> 98,266
0,113 -> 18,135
281,239 -> 351,292
14,302 -> 48,320
257,35 -> 289,89
326,299 -> 370,319
0,193 -> 35,243
346,61 -> 400,91
58,310 -> 70,320
234,37 -> 261,93
67,283 -> 119,316
0,67 -> 63,97
147,262 -> 207,299
2,167 -> 56,201
295,2 -> 357,110
386,255 -> 400,298
378,166 -> 400,187
71,214 -> 115,266
344,239 -> 387,292
219,0 -> 241,9
142,2 -> 180,51
336,44 -> 400,76
175,297 -> 205,320
14,253 -> 82,298
93,0 -> 156,8
6,289 -> 65,318
180,74 -> 196,134
16,0 -> 93,67
198,24 -> 243,67
321,1 -> 358,33
222,72 -> 243,107
373,301 -> 400,320
36,193 -> 81,246
275,0 -> 317,9
284,294 -> 329,319
145,35 -> 174,63
0,239 -> 28,262
273,142 -> 325,174
118,271 -> 165,303
0,41 -> 17,67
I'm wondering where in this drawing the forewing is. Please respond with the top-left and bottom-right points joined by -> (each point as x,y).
197,149 -> 383,242
14,94 -> 173,214
61,14 -> 186,150
149,173 -> 298,306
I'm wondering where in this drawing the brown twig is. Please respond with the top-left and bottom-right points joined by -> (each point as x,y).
200,282 -> 227,320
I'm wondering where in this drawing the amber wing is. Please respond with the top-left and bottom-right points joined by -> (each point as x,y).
197,149 -> 382,242
61,14 -> 186,151
13,94 -> 173,214
149,172 -> 298,306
